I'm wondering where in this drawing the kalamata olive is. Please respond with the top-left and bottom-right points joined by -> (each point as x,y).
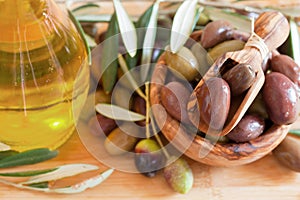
132,96 -> 147,126
135,139 -> 166,177
273,135 -> 300,172
164,157 -> 193,194
191,77 -> 231,130
88,114 -> 117,136
200,20 -> 233,49
270,54 -> 300,90
263,72 -> 299,125
161,81 -> 192,124
222,63 -> 256,96
207,39 -> 245,64
104,123 -> 139,155
165,46 -> 200,81
226,114 -> 265,143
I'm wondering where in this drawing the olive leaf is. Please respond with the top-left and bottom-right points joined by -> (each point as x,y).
21,164 -> 99,185
95,103 -> 146,121
288,20 -> 300,65
0,151 -> 18,160
140,0 -> 161,82
113,0 -> 137,57
205,7 -> 252,33
71,3 -> 100,15
101,12 -> 119,94
0,168 -> 113,194
68,9 -> 92,65
0,142 -> 11,152
0,148 -> 58,168
170,0 -> 199,53
51,168 -> 114,194
0,168 -> 57,177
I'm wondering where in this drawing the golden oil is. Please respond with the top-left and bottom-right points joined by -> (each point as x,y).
0,0 -> 90,151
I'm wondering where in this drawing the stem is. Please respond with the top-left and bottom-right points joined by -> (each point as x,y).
145,82 -> 151,139
117,54 -> 147,100
150,113 -> 170,159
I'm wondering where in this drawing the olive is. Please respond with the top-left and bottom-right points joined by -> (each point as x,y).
190,77 -> 231,131
104,123 -> 139,155
164,46 -> 200,81
88,114 -> 117,137
222,63 -> 256,96
200,20 -> 233,49
132,95 -> 147,126
263,72 -> 299,125
270,54 -> 300,91
135,139 -> 166,177
226,114 -> 265,143
164,157 -> 193,194
160,81 -> 192,124
207,39 -> 245,64
273,135 -> 300,172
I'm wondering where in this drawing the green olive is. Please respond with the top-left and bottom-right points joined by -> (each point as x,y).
207,39 -> 245,64
165,46 -> 200,81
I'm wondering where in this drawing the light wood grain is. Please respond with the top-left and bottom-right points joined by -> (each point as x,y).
0,125 -> 300,200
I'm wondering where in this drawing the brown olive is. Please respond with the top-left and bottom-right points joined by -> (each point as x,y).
270,54 -> 300,90
200,20 -> 233,49
263,72 -> 299,125
104,123 -> 139,155
161,81 -> 192,124
191,77 -> 231,130
226,114 -> 265,143
165,46 -> 200,81
273,135 -> 300,172
222,63 -> 256,96
88,114 -> 117,136
132,96 -> 147,126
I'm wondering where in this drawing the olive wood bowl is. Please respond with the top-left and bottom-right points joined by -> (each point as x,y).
150,56 -> 290,167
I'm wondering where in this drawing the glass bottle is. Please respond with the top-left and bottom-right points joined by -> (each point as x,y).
0,0 -> 90,151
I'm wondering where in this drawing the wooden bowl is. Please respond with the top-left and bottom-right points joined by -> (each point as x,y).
150,56 -> 290,167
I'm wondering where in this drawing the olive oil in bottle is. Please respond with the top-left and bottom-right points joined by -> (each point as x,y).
0,0 -> 90,151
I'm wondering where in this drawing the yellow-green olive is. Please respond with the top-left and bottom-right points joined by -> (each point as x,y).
165,46 -> 200,81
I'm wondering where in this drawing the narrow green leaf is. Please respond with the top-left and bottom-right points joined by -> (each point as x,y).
68,10 -> 92,65
0,148 -> 58,168
101,13 -> 119,94
289,20 -> 300,65
27,182 -> 49,189
0,168 -> 57,177
0,151 -> 18,160
95,103 -> 146,121
71,3 -> 100,14
205,7 -> 252,33
140,0 -> 161,82
170,0 -> 199,53
51,169 -> 114,194
22,164 -> 99,185
113,0 -> 137,57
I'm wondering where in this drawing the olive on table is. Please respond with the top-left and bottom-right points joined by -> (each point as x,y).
88,114 -> 117,136
164,157 -> 193,194
226,114 -> 265,143
164,46 -> 200,81
273,135 -> 300,172
263,72 -> 299,125
104,123 -> 139,155
135,139 -> 166,177
160,81 -> 192,124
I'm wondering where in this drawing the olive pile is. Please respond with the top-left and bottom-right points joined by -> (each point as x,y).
161,19 -> 300,143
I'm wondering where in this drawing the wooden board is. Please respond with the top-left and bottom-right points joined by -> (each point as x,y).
0,121 -> 300,200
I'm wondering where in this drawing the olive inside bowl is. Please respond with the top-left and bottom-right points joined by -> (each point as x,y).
150,56 -> 290,167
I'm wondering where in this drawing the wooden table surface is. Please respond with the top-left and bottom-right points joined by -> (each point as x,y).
0,120 -> 300,200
